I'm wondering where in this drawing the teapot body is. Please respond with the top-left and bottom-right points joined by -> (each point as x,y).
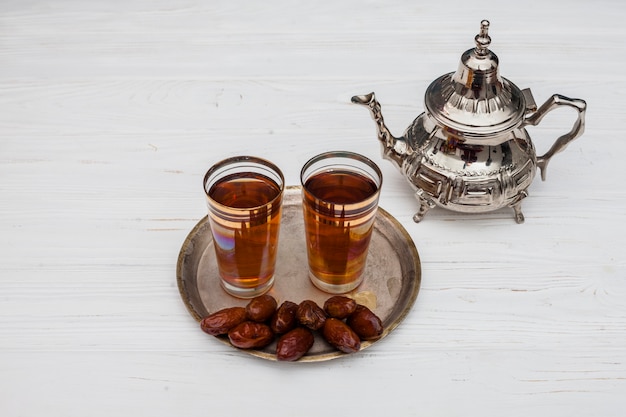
352,20 -> 586,223
398,112 -> 536,223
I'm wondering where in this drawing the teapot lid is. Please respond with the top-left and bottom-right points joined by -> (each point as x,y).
424,20 -> 526,139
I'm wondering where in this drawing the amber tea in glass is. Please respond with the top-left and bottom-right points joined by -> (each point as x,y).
204,156 -> 284,298
301,151 -> 382,294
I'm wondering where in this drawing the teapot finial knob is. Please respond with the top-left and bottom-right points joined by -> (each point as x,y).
474,20 -> 491,55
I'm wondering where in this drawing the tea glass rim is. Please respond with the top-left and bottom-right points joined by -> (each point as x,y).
203,155 -> 285,211
300,150 -> 383,205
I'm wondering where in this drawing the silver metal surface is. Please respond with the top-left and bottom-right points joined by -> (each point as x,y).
424,20 -> 527,141
177,186 -> 421,362
351,20 -> 587,223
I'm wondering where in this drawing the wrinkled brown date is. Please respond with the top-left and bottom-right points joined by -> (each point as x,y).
270,300 -> 298,334
276,327 -> 315,361
347,305 -> 384,341
202,296 -> 384,359
323,318 -> 361,353
228,321 -> 274,349
245,294 -> 278,323
323,296 -> 357,319
296,300 -> 327,330
200,307 -> 247,336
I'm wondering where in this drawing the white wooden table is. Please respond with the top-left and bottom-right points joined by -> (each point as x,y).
2,1 -> 625,415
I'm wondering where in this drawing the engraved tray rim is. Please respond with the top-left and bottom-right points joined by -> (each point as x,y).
176,185 -> 421,362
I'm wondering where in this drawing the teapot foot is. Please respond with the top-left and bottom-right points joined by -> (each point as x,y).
513,207 -> 525,224
413,190 -> 436,223
412,212 -> 425,223
511,191 -> 528,224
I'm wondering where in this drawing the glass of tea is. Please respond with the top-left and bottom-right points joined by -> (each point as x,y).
203,156 -> 284,298
300,151 -> 383,294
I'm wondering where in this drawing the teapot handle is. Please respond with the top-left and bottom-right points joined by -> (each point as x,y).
523,93 -> 587,181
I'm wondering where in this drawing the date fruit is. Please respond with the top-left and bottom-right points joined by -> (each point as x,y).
200,307 -> 247,336
323,295 -> 357,319
270,300 -> 298,334
323,318 -> 361,354
245,294 -> 278,323
346,305 -> 384,341
276,327 -> 315,361
228,321 -> 274,349
296,300 -> 327,330
201,295 -> 385,359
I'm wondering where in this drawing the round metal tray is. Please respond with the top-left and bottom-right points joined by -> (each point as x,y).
177,186 -> 421,362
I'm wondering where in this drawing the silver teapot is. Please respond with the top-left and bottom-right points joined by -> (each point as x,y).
352,20 -> 586,223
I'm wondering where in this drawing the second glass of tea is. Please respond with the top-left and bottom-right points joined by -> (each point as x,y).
300,151 -> 383,294
204,156 -> 284,298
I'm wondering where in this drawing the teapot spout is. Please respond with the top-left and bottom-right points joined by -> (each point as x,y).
351,92 -> 408,170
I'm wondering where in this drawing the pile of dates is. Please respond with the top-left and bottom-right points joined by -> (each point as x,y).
200,294 -> 383,361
